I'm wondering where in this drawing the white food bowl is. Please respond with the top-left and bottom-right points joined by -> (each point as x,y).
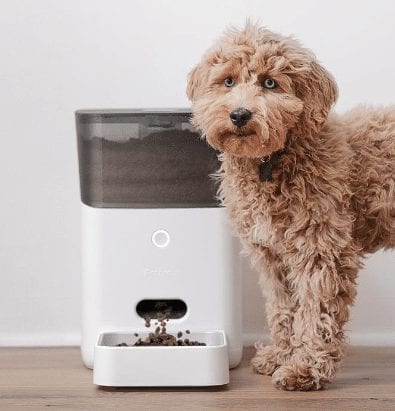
93,331 -> 229,387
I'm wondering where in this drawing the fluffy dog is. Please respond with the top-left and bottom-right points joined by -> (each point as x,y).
186,23 -> 395,390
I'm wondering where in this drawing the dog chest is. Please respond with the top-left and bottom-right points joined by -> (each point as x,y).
225,186 -> 286,251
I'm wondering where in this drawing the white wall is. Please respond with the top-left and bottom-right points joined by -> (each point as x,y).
1,0 -> 394,346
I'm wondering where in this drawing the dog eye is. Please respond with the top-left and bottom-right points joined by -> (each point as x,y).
224,78 -> 235,88
262,78 -> 277,89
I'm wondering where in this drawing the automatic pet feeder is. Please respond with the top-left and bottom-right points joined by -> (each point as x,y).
76,109 -> 242,386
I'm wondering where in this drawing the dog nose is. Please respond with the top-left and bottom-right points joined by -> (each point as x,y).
230,107 -> 252,127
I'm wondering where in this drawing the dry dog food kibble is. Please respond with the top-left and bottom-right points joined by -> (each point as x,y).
115,306 -> 206,347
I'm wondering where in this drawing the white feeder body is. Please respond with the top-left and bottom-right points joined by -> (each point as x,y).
76,109 -> 242,386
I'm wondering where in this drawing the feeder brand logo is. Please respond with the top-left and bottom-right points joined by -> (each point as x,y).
143,268 -> 177,278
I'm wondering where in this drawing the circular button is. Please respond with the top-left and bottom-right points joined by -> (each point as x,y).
151,230 -> 170,248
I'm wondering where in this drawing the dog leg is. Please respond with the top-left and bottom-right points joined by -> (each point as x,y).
272,245 -> 360,391
250,246 -> 294,375
252,286 -> 294,376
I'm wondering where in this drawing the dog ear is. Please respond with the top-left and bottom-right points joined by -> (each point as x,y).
292,61 -> 338,138
186,63 -> 208,101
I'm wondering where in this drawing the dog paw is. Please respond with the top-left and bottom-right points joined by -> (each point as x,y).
251,345 -> 280,376
272,364 -> 325,391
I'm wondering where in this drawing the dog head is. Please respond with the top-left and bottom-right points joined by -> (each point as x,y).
187,23 -> 338,158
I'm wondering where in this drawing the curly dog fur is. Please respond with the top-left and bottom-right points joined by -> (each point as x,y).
186,23 -> 395,391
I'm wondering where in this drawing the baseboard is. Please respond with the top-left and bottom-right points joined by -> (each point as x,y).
243,333 -> 270,347
0,333 -> 81,347
1,332 -> 394,347
242,332 -> 395,347
347,332 -> 395,346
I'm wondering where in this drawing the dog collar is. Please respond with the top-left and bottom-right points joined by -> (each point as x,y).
259,150 -> 284,182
